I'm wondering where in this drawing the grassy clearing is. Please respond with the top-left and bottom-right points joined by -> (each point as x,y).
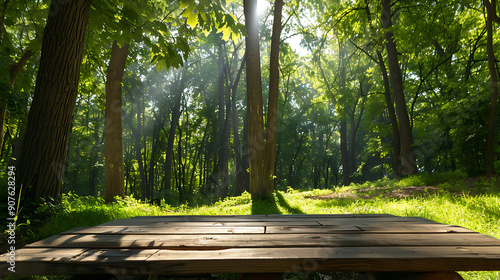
4,172 -> 500,280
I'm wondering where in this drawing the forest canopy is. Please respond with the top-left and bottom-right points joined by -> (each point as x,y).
0,0 -> 498,204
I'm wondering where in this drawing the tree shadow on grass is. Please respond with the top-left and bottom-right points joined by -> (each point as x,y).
251,192 -> 305,215
275,191 -> 305,214
251,195 -> 281,215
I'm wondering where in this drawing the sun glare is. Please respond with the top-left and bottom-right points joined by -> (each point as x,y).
257,0 -> 268,16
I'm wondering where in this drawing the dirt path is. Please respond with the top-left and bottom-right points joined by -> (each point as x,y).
308,186 -> 441,200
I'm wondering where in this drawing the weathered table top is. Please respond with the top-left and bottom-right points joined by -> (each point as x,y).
2,214 -> 500,276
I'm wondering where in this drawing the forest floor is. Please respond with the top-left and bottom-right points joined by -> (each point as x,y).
307,185 -> 442,199
1,172 -> 499,280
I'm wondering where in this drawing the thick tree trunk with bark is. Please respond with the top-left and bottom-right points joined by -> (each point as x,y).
17,0 -> 91,202
244,0 -> 267,198
104,41 -> 128,203
264,0 -> 283,193
377,50 -> 402,177
244,0 -> 282,199
381,0 -> 417,176
484,0 -> 498,177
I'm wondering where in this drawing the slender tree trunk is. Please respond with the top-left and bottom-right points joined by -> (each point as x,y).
164,71 -> 185,192
89,118 -> 100,197
381,0 -> 417,176
17,0 -> 91,202
217,44 -> 229,198
147,122 -> 159,200
484,0 -> 498,176
10,50 -> 34,87
377,50 -> 402,177
244,0 -> 267,198
340,115 -> 350,186
130,101 -> 147,200
104,41 -> 128,203
338,42 -> 350,186
231,54 -> 247,195
264,0 -> 283,194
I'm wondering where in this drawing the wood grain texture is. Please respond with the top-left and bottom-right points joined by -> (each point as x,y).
1,214 -> 500,276
25,233 -> 500,249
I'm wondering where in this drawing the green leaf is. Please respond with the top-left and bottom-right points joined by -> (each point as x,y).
187,13 -> 199,28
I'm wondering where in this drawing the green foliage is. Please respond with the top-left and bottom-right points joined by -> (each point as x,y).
2,0 -> 499,234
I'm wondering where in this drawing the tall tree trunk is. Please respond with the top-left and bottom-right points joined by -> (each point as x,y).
127,100 -> 147,200
264,0 -> 283,194
17,0 -> 91,202
339,42 -> 350,186
104,41 -> 128,203
147,122 -> 160,200
231,54 -> 247,195
381,0 -> 417,176
484,0 -> 498,176
244,0 -> 267,199
377,50 -> 402,177
218,44 -> 229,198
89,118 -> 100,197
164,71 -> 185,192
340,115 -> 350,186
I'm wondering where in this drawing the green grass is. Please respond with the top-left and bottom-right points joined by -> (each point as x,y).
4,172 -> 500,280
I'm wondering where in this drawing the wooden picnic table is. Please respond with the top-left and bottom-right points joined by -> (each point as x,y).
1,214 -> 500,279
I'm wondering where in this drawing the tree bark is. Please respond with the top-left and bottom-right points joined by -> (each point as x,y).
104,41 -> 128,203
17,0 -> 91,202
377,50 -> 402,177
484,0 -> 498,177
338,42 -> 350,186
231,54 -> 248,195
381,0 -> 417,176
264,0 -> 283,194
164,71 -> 185,192
340,115 -> 350,186
89,117 -> 100,197
244,0 -> 267,199
218,43 -> 229,198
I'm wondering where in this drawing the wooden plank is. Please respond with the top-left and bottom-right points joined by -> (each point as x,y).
355,224 -> 475,233
25,233 -> 500,249
63,226 -> 265,235
129,215 -> 269,222
266,224 -> 475,234
266,214 -> 395,219
2,246 -> 500,275
99,216 -> 439,228
317,216 -> 441,225
89,220 -> 322,228
3,214 -> 500,276
124,214 -> 397,223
